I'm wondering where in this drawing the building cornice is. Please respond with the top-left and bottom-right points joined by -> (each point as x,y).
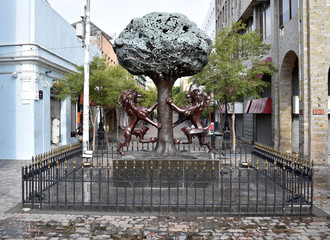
0,54 -> 77,74
0,42 -> 81,71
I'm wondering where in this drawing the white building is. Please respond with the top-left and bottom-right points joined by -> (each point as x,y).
0,0 -> 100,160
202,0 -> 216,40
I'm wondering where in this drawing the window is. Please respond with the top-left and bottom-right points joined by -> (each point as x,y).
262,5 -> 272,39
291,0 -> 298,17
280,0 -> 298,26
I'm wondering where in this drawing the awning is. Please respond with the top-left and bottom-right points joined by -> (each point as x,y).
248,97 -> 272,114
244,100 -> 252,113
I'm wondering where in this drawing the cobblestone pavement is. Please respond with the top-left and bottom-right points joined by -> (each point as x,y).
1,213 -> 329,239
0,147 -> 329,239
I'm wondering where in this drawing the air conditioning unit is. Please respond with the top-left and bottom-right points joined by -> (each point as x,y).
292,96 -> 299,114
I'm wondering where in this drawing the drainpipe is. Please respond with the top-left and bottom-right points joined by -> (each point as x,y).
298,1 -> 302,102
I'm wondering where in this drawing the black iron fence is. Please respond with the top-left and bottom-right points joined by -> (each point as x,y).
22,140 -> 313,215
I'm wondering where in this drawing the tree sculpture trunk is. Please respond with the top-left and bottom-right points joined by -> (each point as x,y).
153,77 -> 177,155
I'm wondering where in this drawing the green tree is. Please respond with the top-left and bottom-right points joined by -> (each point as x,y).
173,90 -> 188,108
53,55 -> 137,149
191,21 -> 277,150
172,86 -> 181,98
54,55 -> 137,105
141,87 -> 158,108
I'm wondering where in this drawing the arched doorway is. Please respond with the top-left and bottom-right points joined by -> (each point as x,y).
279,51 -> 299,152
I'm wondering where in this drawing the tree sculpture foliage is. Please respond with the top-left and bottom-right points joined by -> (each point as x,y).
191,21 -> 277,150
113,12 -> 212,155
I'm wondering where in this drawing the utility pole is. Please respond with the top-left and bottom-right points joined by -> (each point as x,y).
82,0 -> 92,159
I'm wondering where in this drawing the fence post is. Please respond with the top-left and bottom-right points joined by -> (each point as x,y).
282,160 -> 286,213
273,161 -> 277,213
310,161 -> 314,214
265,160 -> 268,213
22,166 -> 25,208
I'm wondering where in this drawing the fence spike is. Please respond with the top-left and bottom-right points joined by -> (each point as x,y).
177,161 -> 180,170
274,160 -> 277,169
65,160 -> 67,169
73,160 -> 76,169
116,160 -> 119,170
99,160 -> 101,169
107,160 -> 110,169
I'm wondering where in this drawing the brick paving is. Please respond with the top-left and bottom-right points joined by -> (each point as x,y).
0,135 -> 329,239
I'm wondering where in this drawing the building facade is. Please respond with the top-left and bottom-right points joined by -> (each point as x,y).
203,0 -> 329,165
0,0 -> 100,160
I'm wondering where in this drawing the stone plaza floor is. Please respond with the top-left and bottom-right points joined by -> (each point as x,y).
0,157 -> 329,239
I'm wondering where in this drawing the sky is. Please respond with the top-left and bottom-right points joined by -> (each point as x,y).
47,0 -> 212,40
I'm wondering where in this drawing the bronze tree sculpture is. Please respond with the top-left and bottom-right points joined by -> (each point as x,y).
113,12 -> 212,155
116,89 -> 160,156
166,89 -> 212,152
